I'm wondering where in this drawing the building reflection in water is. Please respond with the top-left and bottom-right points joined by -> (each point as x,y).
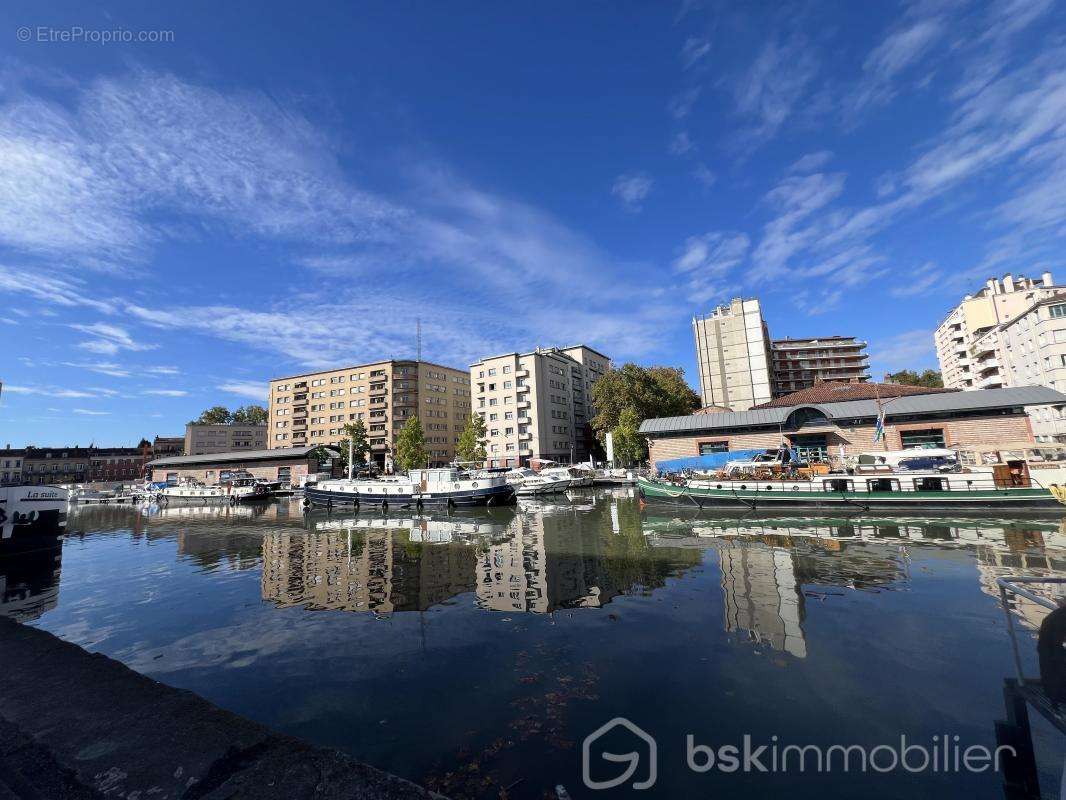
0,538 -> 62,622
262,499 -> 702,616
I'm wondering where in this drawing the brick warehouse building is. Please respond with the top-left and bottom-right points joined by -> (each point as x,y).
638,385 -> 1066,469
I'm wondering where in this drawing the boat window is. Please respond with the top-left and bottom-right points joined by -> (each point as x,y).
823,479 -> 853,492
866,478 -> 900,492
914,477 -> 947,491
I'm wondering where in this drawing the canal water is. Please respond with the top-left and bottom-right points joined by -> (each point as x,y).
4,489 -> 1066,798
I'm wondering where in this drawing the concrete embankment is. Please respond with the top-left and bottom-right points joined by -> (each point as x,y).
0,618 -> 444,799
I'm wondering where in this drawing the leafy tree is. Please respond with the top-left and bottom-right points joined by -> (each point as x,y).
611,408 -> 644,466
591,363 -> 701,445
189,405 -> 233,425
335,420 -> 371,472
231,405 -> 268,425
456,413 -> 488,464
884,369 -> 943,388
395,417 -> 428,472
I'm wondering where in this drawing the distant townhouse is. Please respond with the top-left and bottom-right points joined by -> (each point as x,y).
184,423 -> 267,456
268,359 -> 471,469
89,447 -> 147,482
152,436 -> 185,456
470,345 -> 611,468
0,446 -> 25,485
21,447 -> 93,485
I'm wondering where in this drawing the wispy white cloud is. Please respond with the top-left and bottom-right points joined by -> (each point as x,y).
693,163 -> 717,188
787,150 -> 834,174
217,381 -> 267,401
680,37 -> 711,70
60,361 -> 131,378
611,172 -> 653,212
672,231 -> 750,303
870,329 -> 938,375
145,366 -> 180,376
668,87 -> 701,120
71,322 -> 154,355
890,263 -> 944,297
73,408 -> 110,416
734,36 -> 819,149
142,389 -> 188,397
669,131 -> 694,155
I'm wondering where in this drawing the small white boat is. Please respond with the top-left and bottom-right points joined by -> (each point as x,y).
507,467 -> 572,496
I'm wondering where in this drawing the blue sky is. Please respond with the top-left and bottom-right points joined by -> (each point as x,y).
1,0 -> 1064,446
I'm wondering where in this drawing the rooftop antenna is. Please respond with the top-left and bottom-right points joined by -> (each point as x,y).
416,317 -> 422,362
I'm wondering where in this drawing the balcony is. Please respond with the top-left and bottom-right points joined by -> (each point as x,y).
976,358 -> 1000,373
977,374 -> 1003,390
517,400 -> 530,410
519,431 -> 532,441
370,387 -> 387,397
515,368 -> 529,378
516,384 -> 530,394
292,410 -> 307,419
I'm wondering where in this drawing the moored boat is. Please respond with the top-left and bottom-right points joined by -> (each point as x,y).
637,471 -> 1066,514
305,467 -> 515,508
507,467 -> 572,496
0,485 -> 70,542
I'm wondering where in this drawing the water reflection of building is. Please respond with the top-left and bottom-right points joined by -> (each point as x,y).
719,542 -> 806,658
261,527 -> 476,614
0,539 -> 62,622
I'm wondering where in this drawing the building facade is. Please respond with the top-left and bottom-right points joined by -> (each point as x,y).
184,424 -> 267,456
89,448 -> 146,482
693,298 -> 869,411
640,385 -> 1064,469
152,436 -> 185,456
268,360 -> 471,468
770,337 -> 869,397
21,448 -> 92,485
935,272 -> 1060,390
692,298 -> 773,412
470,345 -> 610,469
147,446 -> 336,487
0,447 -> 24,485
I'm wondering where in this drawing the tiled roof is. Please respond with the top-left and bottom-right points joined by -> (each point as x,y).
639,385 -> 1066,436
752,381 -> 955,409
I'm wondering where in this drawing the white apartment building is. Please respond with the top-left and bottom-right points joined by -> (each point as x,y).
692,298 -> 773,411
990,297 -> 1066,442
470,345 -> 610,468
934,272 -> 1060,390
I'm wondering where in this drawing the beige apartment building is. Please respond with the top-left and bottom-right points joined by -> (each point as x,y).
268,359 -> 471,468
693,298 -> 773,411
184,423 -> 267,456
470,345 -> 610,468
770,336 -> 869,396
934,272 -> 1060,390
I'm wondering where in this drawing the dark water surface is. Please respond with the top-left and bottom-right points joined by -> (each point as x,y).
4,489 -> 1066,798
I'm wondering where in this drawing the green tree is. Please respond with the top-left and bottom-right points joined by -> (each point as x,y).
456,413 -> 488,464
395,416 -> 428,472
611,408 -> 644,466
231,405 -> 268,425
591,363 -> 701,445
335,420 -> 371,473
189,405 -> 233,425
884,369 -> 943,388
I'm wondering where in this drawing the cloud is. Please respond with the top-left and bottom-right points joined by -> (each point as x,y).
787,151 -> 833,174
73,408 -> 110,416
4,385 -> 98,398
680,37 -> 711,70
870,329 -> 937,374
60,361 -> 131,378
142,389 -> 188,397
751,171 -> 847,279
217,381 -> 267,401
734,36 -> 819,149
890,263 -> 943,298
611,172 -> 653,212
669,131 -> 694,155
145,366 -> 180,375
668,87 -> 701,120
71,322 -> 154,355
672,232 -> 750,303
693,163 -> 717,188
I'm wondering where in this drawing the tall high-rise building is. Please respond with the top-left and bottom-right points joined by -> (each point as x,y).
692,299 -> 773,412
693,299 -> 870,411
934,272 -> 1060,390
770,336 -> 870,397
268,360 -> 471,468
470,345 -> 610,468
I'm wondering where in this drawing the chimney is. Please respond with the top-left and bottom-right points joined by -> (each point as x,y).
1043,270 -> 1054,287
986,278 -> 998,295
1002,273 -> 1015,293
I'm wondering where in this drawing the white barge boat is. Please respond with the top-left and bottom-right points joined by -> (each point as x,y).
0,485 -> 70,542
305,467 -> 516,509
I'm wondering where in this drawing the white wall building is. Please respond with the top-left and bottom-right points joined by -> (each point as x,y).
692,298 -> 773,411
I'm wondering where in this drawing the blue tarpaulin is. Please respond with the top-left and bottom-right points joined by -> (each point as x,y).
655,448 -> 800,474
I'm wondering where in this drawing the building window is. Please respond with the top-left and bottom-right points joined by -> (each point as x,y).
900,428 -> 946,449
698,441 -> 729,454
1050,304 -> 1066,319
